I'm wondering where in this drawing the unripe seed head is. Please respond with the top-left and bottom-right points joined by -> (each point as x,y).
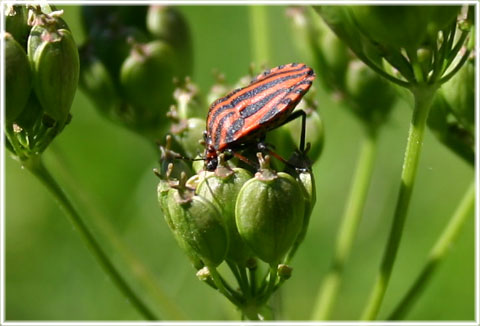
235,157 -> 305,265
197,164 -> 253,265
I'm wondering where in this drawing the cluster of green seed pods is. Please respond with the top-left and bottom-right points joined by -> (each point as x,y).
154,73 -> 319,316
5,5 -> 79,160
79,6 -> 193,140
287,6 -> 397,130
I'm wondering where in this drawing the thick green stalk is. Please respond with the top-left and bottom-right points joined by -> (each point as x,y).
23,155 -> 159,320
249,5 -> 270,65
312,129 -> 378,320
388,181 -> 475,320
361,86 -> 438,320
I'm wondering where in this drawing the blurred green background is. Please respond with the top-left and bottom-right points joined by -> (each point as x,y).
5,5 -> 474,321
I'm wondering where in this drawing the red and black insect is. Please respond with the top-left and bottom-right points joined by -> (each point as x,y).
204,63 -> 316,171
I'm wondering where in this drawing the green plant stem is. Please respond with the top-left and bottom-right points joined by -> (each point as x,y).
47,147 -> 185,319
361,85 -> 437,320
23,155 -> 159,320
249,5 -> 270,65
312,128 -> 378,320
388,181 -> 475,320
263,265 -> 278,303
208,265 -> 241,306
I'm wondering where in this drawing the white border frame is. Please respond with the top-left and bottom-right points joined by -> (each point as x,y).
0,1 -> 478,326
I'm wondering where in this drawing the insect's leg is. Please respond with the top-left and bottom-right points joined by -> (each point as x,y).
257,141 -> 292,167
280,109 -> 307,152
224,149 -> 259,169
258,139 -> 311,172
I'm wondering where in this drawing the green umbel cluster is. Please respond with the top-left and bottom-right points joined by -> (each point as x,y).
314,5 -> 474,160
154,74 -> 321,320
5,5 -> 79,161
79,6 -> 193,140
287,6 -> 397,131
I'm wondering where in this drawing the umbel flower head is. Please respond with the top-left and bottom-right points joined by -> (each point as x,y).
79,5 -> 193,141
5,5 -> 79,162
154,67 -> 321,319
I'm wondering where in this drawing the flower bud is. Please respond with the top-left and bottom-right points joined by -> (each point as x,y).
277,264 -> 293,281
28,23 -> 79,125
5,5 -> 31,48
157,179 -> 204,269
197,162 -> 253,265
146,6 -> 193,77
345,59 -> 396,127
120,40 -> 180,135
235,155 -> 305,265
5,32 -> 32,122
165,175 -> 228,267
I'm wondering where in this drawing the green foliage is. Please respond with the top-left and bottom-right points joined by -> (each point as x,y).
5,5 -> 474,322
5,5 -> 79,161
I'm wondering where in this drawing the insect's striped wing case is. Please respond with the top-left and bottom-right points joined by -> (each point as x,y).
206,63 -> 315,152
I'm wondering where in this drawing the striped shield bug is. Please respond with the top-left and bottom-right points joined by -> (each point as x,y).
204,63 -> 316,171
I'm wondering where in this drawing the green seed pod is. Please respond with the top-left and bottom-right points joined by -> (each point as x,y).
146,5 -> 193,77
174,79 -> 206,120
442,56 -> 474,134
5,5 -> 31,48
197,163 -> 253,265
28,24 -> 79,125
78,51 -> 121,120
157,179 -> 204,270
120,40 -> 180,134
166,177 -> 228,267
5,33 -> 32,122
236,155 -> 305,265
170,118 -> 206,159
14,93 -> 44,133
90,25 -> 149,82
286,167 -> 316,262
345,59 -> 396,127
318,24 -> 350,91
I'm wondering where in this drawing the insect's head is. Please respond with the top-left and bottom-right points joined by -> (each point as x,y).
205,145 -> 218,171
